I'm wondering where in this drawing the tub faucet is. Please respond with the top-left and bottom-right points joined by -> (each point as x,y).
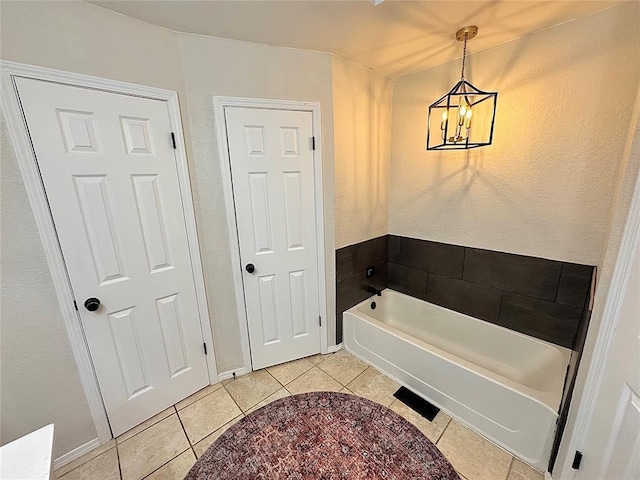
367,286 -> 382,297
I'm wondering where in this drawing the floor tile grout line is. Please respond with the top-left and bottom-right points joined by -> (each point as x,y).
175,384 -> 223,412
191,413 -> 245,454
222,383 -> 248,414
309,352 -> 332,368
263,366 -> 285,388
224,369 -> 285,412
283,364 -> 325,390
139,447 -> 192,480
279,365 -> 314,387
323,365 -> 351,388
439,417 -> 518,462
257,353 -> 336,392
435,417 -> 452,445
116,387 -> 219,454
115,442 -> 123,480
505,456 -> 515,480
269,362 -> 315,387
55,441 -> 116,477
175,406 -> 192,445
316,357 -> 367,387
343,365 -> 373,389
117,409 -> 176,446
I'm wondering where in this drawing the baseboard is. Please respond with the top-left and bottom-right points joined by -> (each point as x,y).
327,343 -> 343,353
53,437 -> 101,470
218,367 -> 249,382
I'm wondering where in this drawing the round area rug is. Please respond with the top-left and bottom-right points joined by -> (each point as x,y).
185,391 -> 459,480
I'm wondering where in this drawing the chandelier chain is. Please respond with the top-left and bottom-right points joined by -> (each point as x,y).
460,33 -> 468,80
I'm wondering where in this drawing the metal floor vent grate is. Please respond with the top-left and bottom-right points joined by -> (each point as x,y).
393,387 -> 440,421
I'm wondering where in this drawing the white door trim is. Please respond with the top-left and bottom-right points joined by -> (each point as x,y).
0,60 -> 218,445
556,108 -> 640,477
212,96 -> 329,375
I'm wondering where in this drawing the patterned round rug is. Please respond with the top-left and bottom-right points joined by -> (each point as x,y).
185,391 -> 460,480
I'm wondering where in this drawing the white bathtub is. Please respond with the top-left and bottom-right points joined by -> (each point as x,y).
343,289 -> 570,471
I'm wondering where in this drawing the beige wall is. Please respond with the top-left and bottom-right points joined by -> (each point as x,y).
332,56 -> 392,248
389,3 -> 640,266
0,112 -> 98,458
177,33 -> 336,371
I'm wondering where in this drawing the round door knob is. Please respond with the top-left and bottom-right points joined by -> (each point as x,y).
84,297 -> 101,312
245,263 -> 255,273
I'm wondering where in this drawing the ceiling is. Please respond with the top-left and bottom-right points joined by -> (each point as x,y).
89,0 -> 621,78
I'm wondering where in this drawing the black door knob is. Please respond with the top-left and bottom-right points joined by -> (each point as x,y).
84,297 -> 101,312
245,263 -> 255,273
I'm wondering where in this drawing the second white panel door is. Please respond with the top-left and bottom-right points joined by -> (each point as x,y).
225,107 -> 321,370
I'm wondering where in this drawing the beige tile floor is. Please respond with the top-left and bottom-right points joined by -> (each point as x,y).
55,350 -> 544,480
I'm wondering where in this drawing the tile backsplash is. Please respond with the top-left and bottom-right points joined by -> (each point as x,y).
335,236 -> 388,343
387,235 -> 594,349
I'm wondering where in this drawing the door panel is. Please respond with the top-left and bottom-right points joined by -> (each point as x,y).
601,388 -> 640,479
107,307 -> 151,398
225,107 -> 320,369
15,77 -> 209,436
131,174 -> 173,273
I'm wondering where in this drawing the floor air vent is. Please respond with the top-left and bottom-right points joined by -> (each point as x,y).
393,387 -> 440,421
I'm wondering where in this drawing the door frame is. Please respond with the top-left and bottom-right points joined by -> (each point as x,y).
212,96 -> 329,375
0,60 -> 218,446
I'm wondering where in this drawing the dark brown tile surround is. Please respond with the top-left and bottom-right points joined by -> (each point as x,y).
335,236 -> 388,343
384,235 -> 594,349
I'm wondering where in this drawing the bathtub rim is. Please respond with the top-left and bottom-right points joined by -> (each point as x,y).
345,288 -> 570,413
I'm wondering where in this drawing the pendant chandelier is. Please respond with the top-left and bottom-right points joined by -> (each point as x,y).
426,26 -> 498,150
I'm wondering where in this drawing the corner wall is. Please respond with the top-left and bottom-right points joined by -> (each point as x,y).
389,3 -> 640,266
332,56 -> 392,249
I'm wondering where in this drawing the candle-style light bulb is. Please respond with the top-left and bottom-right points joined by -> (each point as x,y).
465,108 -> 473,129
457,103 -> 468,126
440,110 -> 449,140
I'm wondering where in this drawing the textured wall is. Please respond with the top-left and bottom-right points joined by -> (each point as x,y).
389,3 -> 640,266
332,57 -> 392,249
177,33 -> 336,372
0,113 -> 98,458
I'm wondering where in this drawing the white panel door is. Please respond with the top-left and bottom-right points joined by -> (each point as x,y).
15,77 -> 209,436
225,107 -> 321,369
574,234 -> 640,479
